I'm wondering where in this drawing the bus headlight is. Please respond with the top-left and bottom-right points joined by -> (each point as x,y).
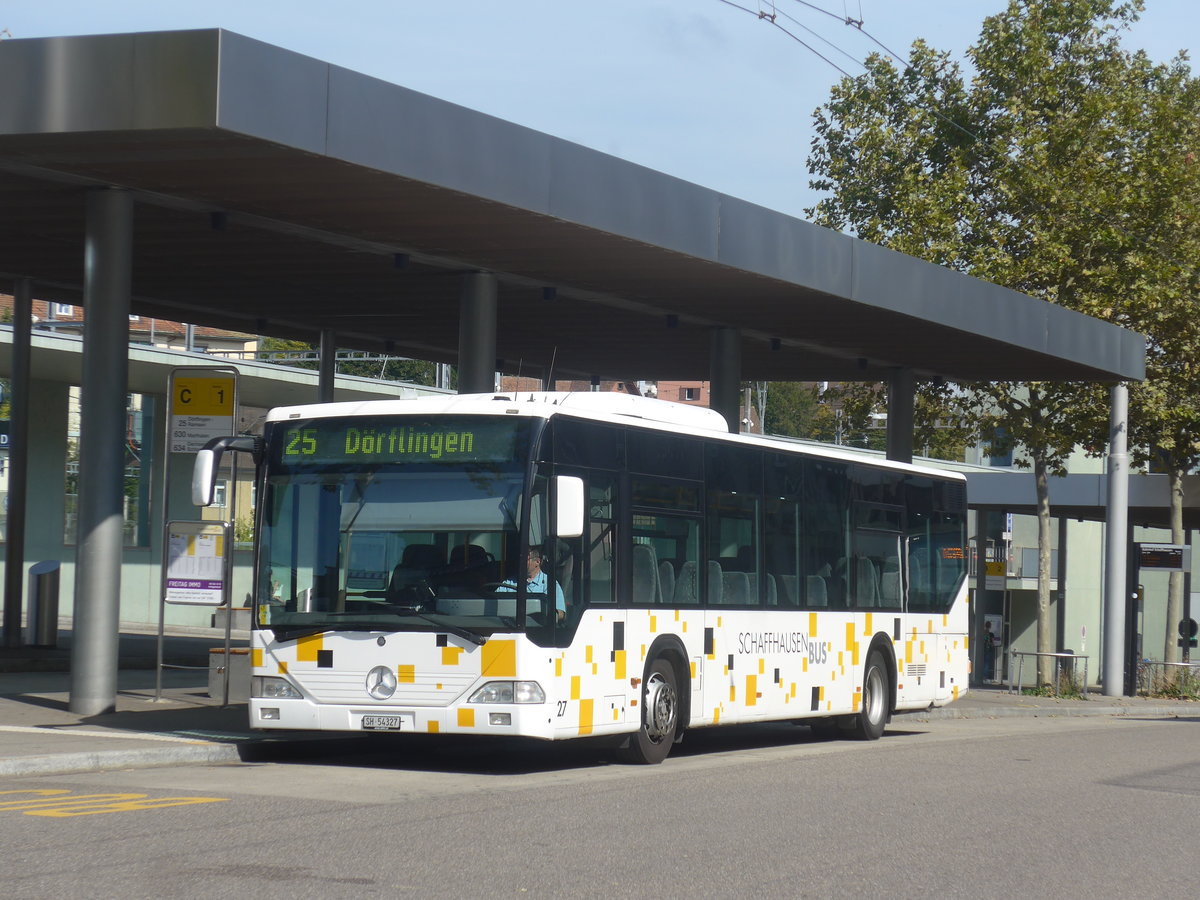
467,681 -> 545,704
253,676 -> 303,699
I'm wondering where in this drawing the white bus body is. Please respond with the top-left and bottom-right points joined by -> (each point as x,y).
208,392 -> 969,763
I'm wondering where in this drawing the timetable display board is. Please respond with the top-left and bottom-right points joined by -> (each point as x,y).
1137,543 -> 1190,572
164,521 -> 230,606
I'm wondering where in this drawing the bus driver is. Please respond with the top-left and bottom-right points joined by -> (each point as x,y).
499,546 -> 566,622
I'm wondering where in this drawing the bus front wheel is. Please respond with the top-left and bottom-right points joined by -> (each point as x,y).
617,657 -> 679,764
849,649 -> 889,741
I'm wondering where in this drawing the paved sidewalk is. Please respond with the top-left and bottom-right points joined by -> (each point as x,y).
0,632 -> 1195,777
907,683 -> 1198,722
0,628 -> 353,777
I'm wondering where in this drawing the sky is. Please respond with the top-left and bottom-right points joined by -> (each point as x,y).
1,1 -> 1195,219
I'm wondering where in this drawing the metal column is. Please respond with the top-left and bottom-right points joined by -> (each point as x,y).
457,273 -> 497,394
1185,530 -> 1193,664
709,328 -> 741,434
1056,516 -> 1069,654
972,511 -> 991,686
70,189 -> 133,715
318,329 -> 336,403
1102,383 -> 1129,697
886,368 -> 915,464
1,278 -> 33,648
435,362 -> 452,391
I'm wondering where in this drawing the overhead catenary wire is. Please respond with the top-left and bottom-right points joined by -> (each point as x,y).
716,0 -> 857,77
716,0 -> 1193,275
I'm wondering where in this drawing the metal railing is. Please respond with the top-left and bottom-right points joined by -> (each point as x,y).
1136,660 -> 1200,699
1008,650 -> 1089,697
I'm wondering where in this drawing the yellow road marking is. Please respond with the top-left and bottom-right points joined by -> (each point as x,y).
0,789 -> 227,817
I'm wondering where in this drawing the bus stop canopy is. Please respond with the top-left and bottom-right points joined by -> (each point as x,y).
0,29 -> 1145,385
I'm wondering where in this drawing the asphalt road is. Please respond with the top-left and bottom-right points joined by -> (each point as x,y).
2,714 -> 1197,898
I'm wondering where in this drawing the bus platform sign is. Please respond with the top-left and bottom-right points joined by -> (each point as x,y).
170,368 -> 237,454
985,560 -> 1006,591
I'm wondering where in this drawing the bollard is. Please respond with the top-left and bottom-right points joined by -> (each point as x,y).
27,560 -> 61,648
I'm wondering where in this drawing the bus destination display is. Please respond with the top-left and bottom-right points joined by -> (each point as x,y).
275,417 -> 523,466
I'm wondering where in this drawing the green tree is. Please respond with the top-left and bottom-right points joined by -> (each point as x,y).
807,0 -> 1198,685
836,383 -> 889,452
258,336 -> 441,387
915,383 -> 971,462
1077,60 -> 1200,665
762,382 -> 820,437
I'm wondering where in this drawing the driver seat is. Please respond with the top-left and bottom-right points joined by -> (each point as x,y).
388,544 -> 444,599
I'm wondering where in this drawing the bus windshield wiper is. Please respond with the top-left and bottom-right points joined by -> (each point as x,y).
268,611 -> 405,642
270,612 -> 486,646
269,624 -> 335,642
409,612 -> 487,647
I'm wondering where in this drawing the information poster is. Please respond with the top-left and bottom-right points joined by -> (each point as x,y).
165,521 -> 229,605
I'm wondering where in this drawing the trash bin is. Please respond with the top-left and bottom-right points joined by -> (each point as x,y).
27,560 -> 60,648
208,647 -> 250,703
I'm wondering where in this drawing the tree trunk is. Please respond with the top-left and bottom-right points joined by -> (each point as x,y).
1164,467 -> 1185,667
1035,454 -> 1054,687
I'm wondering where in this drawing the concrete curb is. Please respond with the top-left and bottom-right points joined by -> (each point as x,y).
908,705 -> 1194,721
0,742 -> 245,777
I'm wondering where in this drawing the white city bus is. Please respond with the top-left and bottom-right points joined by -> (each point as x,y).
195,391 -> 969,763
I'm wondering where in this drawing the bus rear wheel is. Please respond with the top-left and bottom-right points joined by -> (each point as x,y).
617,657 -> 679,764
849,649 -> 889,741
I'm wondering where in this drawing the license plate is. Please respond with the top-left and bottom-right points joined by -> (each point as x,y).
361,715 -> 403,731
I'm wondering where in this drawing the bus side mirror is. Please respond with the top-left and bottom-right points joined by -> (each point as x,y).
192,449 -> 217,506
555,475 -> 584,539
192,435 -> 261,507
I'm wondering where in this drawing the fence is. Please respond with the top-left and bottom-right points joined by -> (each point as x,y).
1008,650 -> 1089,697
1136,660 -> 1200,699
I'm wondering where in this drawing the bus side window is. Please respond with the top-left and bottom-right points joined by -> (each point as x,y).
633,513 -> 699,605
705,442 -> 761,607
765,453 -> 801,607
903,475 -> 936,612
801,458 -> 850,610
586,475 -> 616,604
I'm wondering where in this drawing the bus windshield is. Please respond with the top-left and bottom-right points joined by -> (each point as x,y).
257,415 -> 553,639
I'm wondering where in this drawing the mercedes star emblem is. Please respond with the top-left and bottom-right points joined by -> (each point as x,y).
366,665 -> 398,700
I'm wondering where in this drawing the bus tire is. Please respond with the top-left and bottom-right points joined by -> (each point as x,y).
616,657 -> 679,764
849,649 -> 889,741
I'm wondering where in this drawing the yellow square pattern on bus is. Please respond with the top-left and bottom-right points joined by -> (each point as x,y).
481,640 -> 516,678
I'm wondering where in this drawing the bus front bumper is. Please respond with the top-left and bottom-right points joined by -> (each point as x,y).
248,697 -> 556,738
